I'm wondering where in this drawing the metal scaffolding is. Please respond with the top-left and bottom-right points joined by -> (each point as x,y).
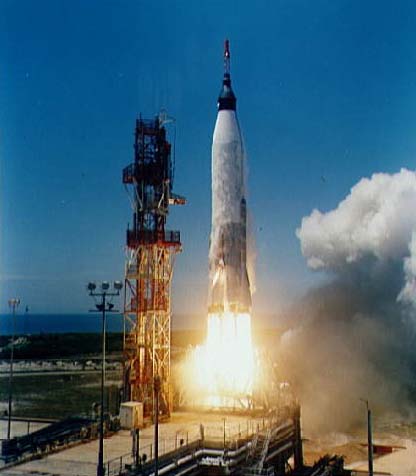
122,116 -> 184,419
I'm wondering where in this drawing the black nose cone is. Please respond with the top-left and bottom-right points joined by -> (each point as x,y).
218,73 -> 236,111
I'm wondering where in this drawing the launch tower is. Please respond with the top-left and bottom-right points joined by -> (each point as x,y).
123,115 -> 184,419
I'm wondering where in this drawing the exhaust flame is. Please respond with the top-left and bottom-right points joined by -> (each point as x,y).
186,311 -> 255,408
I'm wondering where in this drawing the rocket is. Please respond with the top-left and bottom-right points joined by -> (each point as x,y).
209,40 -> 251,314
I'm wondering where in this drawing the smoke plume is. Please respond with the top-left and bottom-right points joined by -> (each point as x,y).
280,169 -> 416,432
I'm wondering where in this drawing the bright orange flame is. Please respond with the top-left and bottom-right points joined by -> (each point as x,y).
189,311 -> 255,408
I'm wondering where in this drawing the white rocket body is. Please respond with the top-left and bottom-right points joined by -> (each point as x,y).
209,43 -> 251,314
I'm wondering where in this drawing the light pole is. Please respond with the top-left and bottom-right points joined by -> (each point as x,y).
7,298 -> 20,440
87,281 -> 123,476
360,398 -> 373,476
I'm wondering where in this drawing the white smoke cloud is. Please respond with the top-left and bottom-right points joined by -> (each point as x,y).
297,168 -> 416,305
398,232 -> 416,305
278,168 -> 416,432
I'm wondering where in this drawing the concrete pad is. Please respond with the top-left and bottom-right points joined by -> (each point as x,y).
0,411 -> 266,475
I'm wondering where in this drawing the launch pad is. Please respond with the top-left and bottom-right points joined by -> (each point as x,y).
116,39 -> 307,476
2,407 -> 311,476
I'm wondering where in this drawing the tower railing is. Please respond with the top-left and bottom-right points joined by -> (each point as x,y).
126,230 -> 180,248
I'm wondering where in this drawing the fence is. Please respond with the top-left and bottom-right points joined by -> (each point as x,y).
0,419 -> 48,442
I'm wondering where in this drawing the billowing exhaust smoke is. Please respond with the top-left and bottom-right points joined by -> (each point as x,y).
297,168 -> 416,298
280,169 -> 416,432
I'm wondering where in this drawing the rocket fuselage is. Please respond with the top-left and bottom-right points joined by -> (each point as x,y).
209,41 -> 251,314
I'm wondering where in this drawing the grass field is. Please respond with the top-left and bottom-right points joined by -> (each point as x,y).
0,371 -> 122,419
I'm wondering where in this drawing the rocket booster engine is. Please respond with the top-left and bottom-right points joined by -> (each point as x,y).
209,40 -> 251,314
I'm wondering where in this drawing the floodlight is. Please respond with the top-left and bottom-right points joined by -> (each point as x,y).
87,282 -> 96,291
113,281 -> 123,290
101,281 -> 110,291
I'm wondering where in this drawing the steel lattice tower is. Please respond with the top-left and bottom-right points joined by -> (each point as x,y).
122,116 -> 184,419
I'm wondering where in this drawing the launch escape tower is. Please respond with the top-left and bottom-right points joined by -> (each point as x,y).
122,115 -> 185,419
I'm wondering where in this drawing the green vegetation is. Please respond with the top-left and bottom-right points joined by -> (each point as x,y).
0,330 -> 205,360
0,333 -> 123,360
0,372 -> 121,419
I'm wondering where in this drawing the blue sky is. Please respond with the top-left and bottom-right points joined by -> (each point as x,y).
1,0 -> 416,325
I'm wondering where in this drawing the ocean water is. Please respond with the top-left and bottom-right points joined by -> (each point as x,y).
0,313 -> 124,335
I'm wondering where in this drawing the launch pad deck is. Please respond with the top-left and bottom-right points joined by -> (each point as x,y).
1,411 -> 286,476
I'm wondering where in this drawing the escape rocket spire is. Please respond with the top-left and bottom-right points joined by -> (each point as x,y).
218,39 -> 236,111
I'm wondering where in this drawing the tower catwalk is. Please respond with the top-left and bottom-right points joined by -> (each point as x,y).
122,115 -> 185,419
